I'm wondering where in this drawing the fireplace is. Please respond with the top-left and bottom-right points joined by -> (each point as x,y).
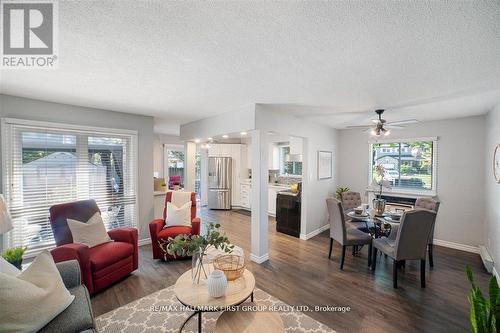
367,192 -> 417,211
379,195 -> 416,207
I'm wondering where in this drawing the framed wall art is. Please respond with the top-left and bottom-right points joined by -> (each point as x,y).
318,151 -> 333,180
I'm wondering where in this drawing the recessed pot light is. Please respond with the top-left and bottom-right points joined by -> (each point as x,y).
240,131 -> 247,136
194,139 -> 201,143
222,135 -> 229,139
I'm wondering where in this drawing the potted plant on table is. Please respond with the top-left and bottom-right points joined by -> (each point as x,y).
2,246 -> 27,270
163,223 -> 234,284
372,165 -> 392,216
465,265 -> 499,333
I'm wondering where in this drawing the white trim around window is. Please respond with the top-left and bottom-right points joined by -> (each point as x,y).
1,118 -> 139,255
367,136 -> 438,197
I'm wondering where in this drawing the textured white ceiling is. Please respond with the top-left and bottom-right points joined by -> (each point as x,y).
1,1 -> 499,133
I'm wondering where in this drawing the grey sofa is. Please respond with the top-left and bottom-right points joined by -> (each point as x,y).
38,260 -> 97,333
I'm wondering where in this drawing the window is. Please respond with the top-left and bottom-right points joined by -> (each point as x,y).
165,147 -> 185,188
369,138 -> 437,194
2,119 -> 138,253
279,146 -> 302,176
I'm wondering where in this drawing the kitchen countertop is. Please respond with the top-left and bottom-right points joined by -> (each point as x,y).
241,179 -> 292,189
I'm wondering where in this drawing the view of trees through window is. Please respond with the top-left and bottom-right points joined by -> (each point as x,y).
371,140 -> 433,190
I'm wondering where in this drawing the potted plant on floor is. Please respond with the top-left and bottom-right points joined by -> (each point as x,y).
465,265 -> 499,333
336,186 -> 350,200
164,223 -> 234,284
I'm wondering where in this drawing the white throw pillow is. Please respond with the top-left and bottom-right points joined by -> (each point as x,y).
164,201 -> 192,227
0,251 -> 75,333
67,212 -> 112,248
0,257 -> 20,277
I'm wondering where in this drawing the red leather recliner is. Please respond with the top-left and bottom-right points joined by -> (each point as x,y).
149,192 -> 200,260
49,199 -> 138,295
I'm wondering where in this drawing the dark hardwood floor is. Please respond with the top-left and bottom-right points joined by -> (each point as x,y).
92,208 -> 490,333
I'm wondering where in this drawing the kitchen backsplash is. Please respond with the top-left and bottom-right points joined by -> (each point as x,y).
276,176 -> 302,185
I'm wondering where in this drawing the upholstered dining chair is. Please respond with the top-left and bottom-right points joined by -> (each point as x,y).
371,209 -> 437,288
414,198 -> 440,268
326,198 -> 372,269
340,191 -> 367,231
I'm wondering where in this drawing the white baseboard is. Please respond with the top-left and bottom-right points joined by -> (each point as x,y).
300,224 -> 330,240
250,253 -> 269,264
138,238 -> 151,246
433,239 -> 479,254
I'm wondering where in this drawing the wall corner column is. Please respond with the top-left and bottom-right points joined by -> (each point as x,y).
250,129 -> 269,264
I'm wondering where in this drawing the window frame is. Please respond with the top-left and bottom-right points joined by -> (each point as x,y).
278,144 -> 302,177
163,144 -> 185,183
368,136 -> 438,196
1,118 -> 139,256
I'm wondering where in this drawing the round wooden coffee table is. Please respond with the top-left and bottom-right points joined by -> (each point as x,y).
215,310 -> 284,333
174,266 -> 255,332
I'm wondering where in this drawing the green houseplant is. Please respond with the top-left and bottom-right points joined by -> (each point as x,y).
336,186 -> 350,200
2,246 -> 27,269
163,223 -> 234,283
465,265 -> 499,333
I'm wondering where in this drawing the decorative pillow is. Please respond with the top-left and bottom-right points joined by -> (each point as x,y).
170,191 -> 192,208
67,212 -> 112,248
0,257 -> 20,277
0,250 -> 75,333
164,201 -> 192,228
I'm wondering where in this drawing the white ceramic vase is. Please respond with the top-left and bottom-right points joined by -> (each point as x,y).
207,270 -> 227,298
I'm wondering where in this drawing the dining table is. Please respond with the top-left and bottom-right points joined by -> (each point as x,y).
346,210 -> 402,239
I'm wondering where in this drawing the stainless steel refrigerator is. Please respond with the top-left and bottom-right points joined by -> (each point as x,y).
208,157 -> 232,209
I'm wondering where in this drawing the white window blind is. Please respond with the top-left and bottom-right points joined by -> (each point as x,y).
1,119 -> 138,253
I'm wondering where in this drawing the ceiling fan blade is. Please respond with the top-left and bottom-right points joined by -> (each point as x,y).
346,125 -> 372,129
386,119 -> 418,126
385,125 -> 404,129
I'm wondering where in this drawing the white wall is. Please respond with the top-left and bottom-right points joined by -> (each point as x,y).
255,105 -> 339,236
0,94 -> 155,240
153,133 -> 183,177
180,105 -> 255,141
338,115 -> 486,248
484,104 -> 500,274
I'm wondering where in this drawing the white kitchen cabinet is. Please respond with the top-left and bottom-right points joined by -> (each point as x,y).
268,144 -> 280,170
289,136 -> 303,155
240,183 -> 251,209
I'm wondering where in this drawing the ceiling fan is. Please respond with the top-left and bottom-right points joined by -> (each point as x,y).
346,109 -> 418,136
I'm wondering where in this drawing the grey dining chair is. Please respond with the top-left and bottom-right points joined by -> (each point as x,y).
371,209 -> 437,288
326,198 -> 373,270
414,198 -> 440,268
340,191 -> 368,231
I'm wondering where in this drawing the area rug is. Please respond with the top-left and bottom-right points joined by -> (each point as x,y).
96,286 -> 335,332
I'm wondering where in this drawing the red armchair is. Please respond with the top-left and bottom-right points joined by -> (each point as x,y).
49,199 -> 138,295
149,192 -> 200,260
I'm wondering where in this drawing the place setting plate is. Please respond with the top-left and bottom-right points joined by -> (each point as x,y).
347,211 -> 370,220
